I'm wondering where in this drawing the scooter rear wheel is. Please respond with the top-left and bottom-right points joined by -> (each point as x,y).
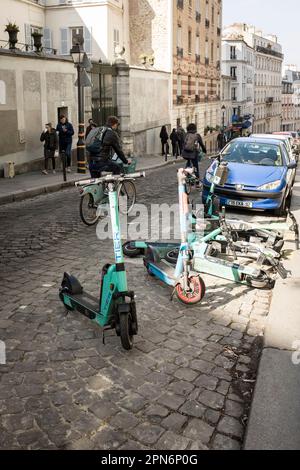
119,313 -> 134,350
175,276 -> 205,305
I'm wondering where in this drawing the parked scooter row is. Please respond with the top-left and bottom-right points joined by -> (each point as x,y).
59,158 -> 297,350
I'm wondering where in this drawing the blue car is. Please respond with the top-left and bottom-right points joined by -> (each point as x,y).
203,137 -> 297,215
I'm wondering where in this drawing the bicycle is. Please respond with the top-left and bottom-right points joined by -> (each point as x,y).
78,157 -> 138,226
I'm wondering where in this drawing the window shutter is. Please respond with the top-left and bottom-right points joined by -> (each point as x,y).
25,23 -> 32,49
43,28 -> 52,50
60,28 -> 69,55
84,27 -> 92,54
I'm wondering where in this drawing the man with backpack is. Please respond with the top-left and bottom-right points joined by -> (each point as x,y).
86,116 -> 130,177
182,123 -> 207,183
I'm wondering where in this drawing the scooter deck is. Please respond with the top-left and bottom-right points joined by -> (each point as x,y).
146,259 -> 177,285
69,290 -> 99,318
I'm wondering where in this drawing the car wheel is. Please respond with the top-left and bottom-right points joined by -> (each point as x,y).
274,195 -> 287,217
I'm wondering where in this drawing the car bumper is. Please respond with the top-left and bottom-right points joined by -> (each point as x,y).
202,185 -> 284,210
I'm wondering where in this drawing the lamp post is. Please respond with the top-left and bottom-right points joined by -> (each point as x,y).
71,41 -> 86,174
221,105 -> 226,130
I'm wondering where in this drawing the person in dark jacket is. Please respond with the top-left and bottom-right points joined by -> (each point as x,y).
159,125 -> 169,160
85,119 -> 97,139
176,125 -> 186,155
40,123 -> 58,175
89,116 -> 130,178
56,115 -> 74,172
170,128 -> 179,159
182,123 -> 206,181
217,131 -> 226,151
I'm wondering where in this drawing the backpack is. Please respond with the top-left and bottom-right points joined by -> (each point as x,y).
183,133 -> 199,153
86,126 -> 108,153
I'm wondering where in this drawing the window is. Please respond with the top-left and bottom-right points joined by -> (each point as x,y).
113,29 -> 120,56
188,30 -> 192,54
188,75 -> 192,96
230,66 -> 237,79
230,46 -> 236,60
71,27 -> 84,47
177,25 -> 182,47
177,74 -> 182,96
0,80 -> 6,105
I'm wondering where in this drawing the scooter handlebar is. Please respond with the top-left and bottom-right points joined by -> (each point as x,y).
75,171 -> 145,187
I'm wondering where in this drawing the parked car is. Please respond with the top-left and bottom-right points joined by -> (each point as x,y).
273,131 -> 300,159
251,133 -> 297,164
203,137 -> 297,215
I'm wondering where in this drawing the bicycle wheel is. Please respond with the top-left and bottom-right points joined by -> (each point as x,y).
118,180 -> 137,215
79,193 -> 99,226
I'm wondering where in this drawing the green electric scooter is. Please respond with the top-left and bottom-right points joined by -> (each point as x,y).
59,172 -> 145,350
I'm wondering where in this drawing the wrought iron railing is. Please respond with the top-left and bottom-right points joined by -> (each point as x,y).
0,40 -> 57,55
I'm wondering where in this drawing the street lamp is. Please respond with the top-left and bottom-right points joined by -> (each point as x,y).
221,105 -> 226,130
71,40 -> 86,174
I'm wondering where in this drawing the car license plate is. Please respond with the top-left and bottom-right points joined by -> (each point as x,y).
227,200 -> 253,208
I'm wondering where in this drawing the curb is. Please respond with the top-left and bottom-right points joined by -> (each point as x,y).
0,158 -> 184,206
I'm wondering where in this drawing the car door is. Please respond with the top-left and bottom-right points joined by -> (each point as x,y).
282,144 -> 295,191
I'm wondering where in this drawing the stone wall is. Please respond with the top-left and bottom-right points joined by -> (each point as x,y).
0,51 -> 77,173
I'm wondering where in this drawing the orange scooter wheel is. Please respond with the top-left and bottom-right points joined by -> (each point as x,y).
175,276 -> 205,305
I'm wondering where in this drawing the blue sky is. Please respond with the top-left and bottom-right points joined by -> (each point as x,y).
223,0 -> 300,67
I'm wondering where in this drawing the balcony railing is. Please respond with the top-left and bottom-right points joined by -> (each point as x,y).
195,54 -> 200,64
230,55 -> 237,60
0,39 -> 57,55
177,0 -> 184,9
177,47 -> 184,58
256,45 -> 284,59
230,75 -> 237,80
205,19 -> 210,28
196,11 -> 201,23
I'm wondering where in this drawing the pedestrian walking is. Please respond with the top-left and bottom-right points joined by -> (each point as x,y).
182,123 -> 206,184
217,131 -> 226,151
159,125 -> 170,161
170,128 -> 179,159
56,115 -> 74,173
85,119 -> 97,139
176,125 -> 186,156
40,123 -> 58,175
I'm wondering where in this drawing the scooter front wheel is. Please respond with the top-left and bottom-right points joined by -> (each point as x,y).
119,313 -> 134,350
175,276 -> 205,305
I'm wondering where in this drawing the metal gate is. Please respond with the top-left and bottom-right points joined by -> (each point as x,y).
91,63 -> 117,126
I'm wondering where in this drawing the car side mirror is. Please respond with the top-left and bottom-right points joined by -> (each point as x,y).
288,161 -> 297,169
209,154 -> 221,161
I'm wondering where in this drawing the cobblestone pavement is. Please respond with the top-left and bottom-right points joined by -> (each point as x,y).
0,162 -> 275,450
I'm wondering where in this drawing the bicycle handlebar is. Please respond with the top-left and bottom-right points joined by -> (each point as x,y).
75,171 -> 145,187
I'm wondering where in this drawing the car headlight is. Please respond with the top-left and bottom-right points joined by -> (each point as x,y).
206,172 -> 214,183
257,180 -> 282,191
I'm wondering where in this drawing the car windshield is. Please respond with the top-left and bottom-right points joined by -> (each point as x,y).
221,142 -> 283,166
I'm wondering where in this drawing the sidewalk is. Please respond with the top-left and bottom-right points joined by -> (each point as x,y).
0,154 -> 183,205
245,166 -> 300,450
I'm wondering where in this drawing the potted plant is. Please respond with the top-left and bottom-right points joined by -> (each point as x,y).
4,22 -> 19,49
31,31 -> 43,52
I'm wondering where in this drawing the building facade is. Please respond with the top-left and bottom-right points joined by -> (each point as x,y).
222,23 -> 283,134
129,0 -> 223,153
0,0 -> 130,63
221,74 -> 232,128
221,36 -> 254,121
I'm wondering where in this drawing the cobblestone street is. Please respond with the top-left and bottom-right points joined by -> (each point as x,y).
0,163 -> 275,450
